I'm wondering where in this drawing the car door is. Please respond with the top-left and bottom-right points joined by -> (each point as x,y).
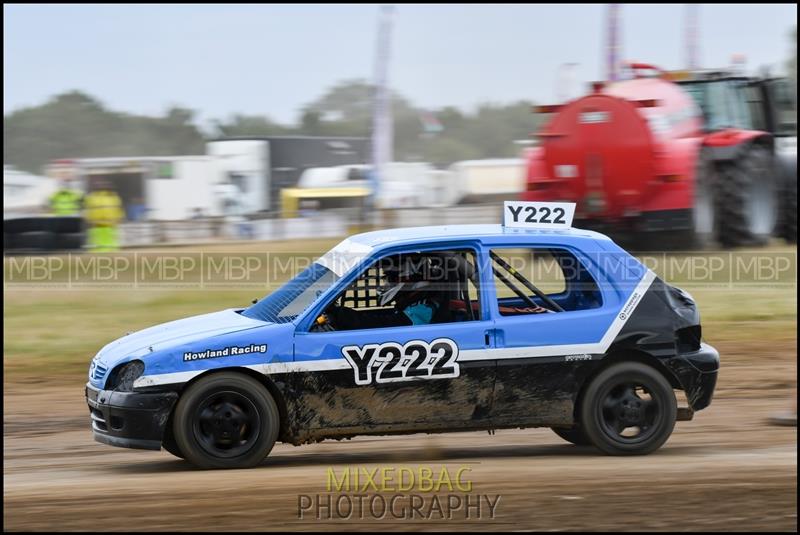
291,243 -> 496,433
485,244 -> 625,427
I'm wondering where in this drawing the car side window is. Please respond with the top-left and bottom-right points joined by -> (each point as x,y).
490,247 -> 602,316
310,249 -> 482,332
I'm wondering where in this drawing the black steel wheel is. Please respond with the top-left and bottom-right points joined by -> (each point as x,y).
580,362 -> 676,455
551,425 -> 591,446
173,372 -> 279,469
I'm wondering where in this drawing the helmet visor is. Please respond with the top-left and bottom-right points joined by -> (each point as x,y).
379,281 -> 405,306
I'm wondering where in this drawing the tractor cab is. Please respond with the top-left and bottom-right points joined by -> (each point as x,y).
675,73 -> 754,132
670,70 -> 796,138
755,77 -> 797,138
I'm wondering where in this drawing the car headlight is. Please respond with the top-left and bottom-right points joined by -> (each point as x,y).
108,360 -> 145,391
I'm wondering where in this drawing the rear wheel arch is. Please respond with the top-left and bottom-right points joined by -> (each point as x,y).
742,133 -> 774,154
702,131 -> 774,157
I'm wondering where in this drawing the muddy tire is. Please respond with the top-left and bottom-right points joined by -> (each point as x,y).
580,362 -> 676,456
551,425 -> 591,446
715,144 -> 778,248
173,372 -> 280,469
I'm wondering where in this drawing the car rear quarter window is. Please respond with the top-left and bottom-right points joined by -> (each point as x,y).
490,247 -> 602,316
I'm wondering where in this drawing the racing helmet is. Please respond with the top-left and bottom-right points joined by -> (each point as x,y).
378,255 -> 431,307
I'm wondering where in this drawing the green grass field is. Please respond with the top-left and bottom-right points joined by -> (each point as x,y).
4,239 -> 796,380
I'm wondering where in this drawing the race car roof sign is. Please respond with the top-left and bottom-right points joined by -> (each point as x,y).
503,201 -> 576,229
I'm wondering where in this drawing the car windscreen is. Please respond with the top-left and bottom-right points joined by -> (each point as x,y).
241,262 -> 339,323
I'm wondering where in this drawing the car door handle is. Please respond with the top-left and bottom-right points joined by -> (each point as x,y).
486,328 -> 505,348
485,329 -> 505,347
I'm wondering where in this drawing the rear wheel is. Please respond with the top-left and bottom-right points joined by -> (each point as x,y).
690,148 -> 717,249
551,425 -> 591,446
715,144 -> 778,247
580,362 -> 676,455
173,372 -> 280,469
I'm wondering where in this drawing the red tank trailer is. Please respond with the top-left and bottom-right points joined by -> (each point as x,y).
523,63 -> 796,248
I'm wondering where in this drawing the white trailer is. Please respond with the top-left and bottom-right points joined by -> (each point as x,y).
46,156 -> 223,221
3,165 -> 57,216
43,137 -> 370,221
206,139 -> 269,214
447,158 -> 526,203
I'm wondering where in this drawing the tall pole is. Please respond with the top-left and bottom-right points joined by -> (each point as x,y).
370,5 -> 394,213
606,4 -> 621,81
557,62 -> 579,102
686,4 -> 700,70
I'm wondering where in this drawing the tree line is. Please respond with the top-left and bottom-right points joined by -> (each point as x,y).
4,80 -> 544,175
8,21 -> 794,177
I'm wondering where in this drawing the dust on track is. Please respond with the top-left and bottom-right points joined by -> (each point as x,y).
3,341 -> 797,532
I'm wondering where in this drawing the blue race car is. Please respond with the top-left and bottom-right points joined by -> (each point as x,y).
86,203 -> 719,468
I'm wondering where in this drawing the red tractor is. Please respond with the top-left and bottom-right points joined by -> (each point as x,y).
522,63 -> 797,248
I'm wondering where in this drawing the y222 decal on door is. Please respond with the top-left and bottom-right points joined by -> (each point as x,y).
342,338 -> 460,386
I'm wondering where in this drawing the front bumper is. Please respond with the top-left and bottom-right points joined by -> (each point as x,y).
85,383 -> 178,451
664,342 -> 720,411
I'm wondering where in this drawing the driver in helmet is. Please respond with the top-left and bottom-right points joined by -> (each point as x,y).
380,255 -> 443,325
321,254 -> 446,331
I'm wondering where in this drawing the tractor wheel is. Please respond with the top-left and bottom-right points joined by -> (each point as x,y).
689,148 -> 717,249
714,144 -> 779,248
776,174 -> 797,243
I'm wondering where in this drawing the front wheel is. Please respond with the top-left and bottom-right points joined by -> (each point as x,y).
580,362 -> 676,455
161,428 -> 185,459
173,372 -> 280,469
551,425 -> 591,446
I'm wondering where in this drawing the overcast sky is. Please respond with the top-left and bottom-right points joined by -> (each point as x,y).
4,4 -> 797,127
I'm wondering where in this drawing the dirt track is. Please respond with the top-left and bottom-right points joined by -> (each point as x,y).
3,341 -> 797,531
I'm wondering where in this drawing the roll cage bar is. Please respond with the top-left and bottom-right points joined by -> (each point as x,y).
489,251 -> 565,313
